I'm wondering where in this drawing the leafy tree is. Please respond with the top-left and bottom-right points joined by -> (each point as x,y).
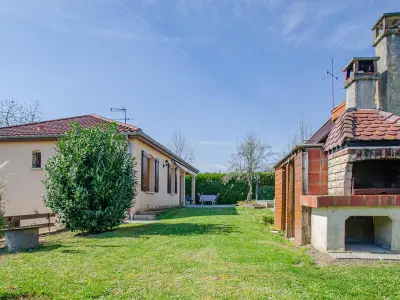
224,133 -> 273,200
170,130 -> 195,163
44,123 -> 137,233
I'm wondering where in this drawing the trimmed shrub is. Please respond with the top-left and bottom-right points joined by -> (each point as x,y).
44,122 -> 137,233
262,210 -> 274,225
186,172 -> 274,204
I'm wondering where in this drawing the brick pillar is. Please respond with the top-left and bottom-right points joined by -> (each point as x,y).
274,168 -> 284,230
286,161 -> 295,238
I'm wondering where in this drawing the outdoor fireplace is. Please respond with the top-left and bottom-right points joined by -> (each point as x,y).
345,216 -> 392,251
328,148 -> 400,196
352,160 -> 400,195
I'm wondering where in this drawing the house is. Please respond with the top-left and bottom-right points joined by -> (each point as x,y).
274,12 -> 400,253
0,114 -> 198,228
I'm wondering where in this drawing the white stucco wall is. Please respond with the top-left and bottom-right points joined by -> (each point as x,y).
311,207 -> 400,252
130,138 -> 185,214
0,138 -> 189,220
0,140 -> 56,216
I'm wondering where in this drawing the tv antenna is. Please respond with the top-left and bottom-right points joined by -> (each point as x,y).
323,58 -> 340,109
110,106 -> 133,124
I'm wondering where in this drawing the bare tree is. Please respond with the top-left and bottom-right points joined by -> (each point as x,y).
0,99 -> 43,127
224,132 -> 273,200
277,120 -> 312,162
170,130 -> 195,163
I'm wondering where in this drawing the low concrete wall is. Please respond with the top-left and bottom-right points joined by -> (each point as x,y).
255,200 -> 274,208
311,207 -> 400,252
311,209 -> 328,252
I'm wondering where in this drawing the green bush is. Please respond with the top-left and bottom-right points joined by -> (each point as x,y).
186,172 -> 274,204
262,210 -> 274,225
44,122 -> 137,233
0,208 -> 5,231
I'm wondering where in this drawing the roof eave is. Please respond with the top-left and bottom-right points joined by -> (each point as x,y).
0,135 -> 61,141
274,143 -> 325,169
0,132 -> 200,174
127,132 -> 199,174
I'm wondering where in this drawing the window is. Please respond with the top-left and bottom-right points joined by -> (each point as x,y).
32,151 -> 41,168
141,150 -> 159,193
167,163 -> 171,194
155,159 -> 160,193
141,150 -> 149,192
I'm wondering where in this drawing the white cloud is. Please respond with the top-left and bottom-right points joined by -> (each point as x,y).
198,141 -> 235,146
281,2 -> 308,36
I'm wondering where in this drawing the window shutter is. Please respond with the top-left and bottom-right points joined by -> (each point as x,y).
155,159 -> 159,193
175,168 -> 178,194
141,150 -> 148,191
167,163 -> 171,194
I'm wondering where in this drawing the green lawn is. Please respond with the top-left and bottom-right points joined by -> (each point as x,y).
1,208 -> 399,299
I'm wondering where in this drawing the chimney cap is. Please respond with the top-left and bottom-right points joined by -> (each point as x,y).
372,12 -> 400,30
342,57 -> 380,72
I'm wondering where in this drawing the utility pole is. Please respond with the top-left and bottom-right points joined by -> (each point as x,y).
323,58 -> 340,109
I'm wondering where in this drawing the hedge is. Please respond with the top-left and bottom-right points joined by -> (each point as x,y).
185,172 -> 275,204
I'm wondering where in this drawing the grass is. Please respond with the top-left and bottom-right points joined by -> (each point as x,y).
0,207 -> 400,299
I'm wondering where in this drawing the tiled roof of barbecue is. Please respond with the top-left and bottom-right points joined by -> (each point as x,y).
324,110 -> 400,151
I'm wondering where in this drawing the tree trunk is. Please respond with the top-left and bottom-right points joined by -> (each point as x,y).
246,179 -> 253,200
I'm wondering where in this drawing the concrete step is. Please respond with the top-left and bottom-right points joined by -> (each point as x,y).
133,214 -> 157,221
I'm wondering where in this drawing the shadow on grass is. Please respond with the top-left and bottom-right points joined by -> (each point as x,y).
158,207 -> 238,220
0,244 -> 63,255
82,222 -> 238,239
0,292 -> 49,300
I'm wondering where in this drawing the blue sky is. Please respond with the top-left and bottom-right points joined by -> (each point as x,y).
0,0 -> 399,172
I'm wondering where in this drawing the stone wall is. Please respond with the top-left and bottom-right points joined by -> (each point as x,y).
328,147 -> 400,196
375,34 -> 400,114
346,79 -> 377,110
328,149 -> 354,196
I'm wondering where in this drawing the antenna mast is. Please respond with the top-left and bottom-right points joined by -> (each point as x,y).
110,106 -> 131,124
323,58 -> 339,109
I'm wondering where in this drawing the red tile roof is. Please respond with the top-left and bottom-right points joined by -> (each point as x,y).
0,114 -> 141,137
325,110 -> 400,151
